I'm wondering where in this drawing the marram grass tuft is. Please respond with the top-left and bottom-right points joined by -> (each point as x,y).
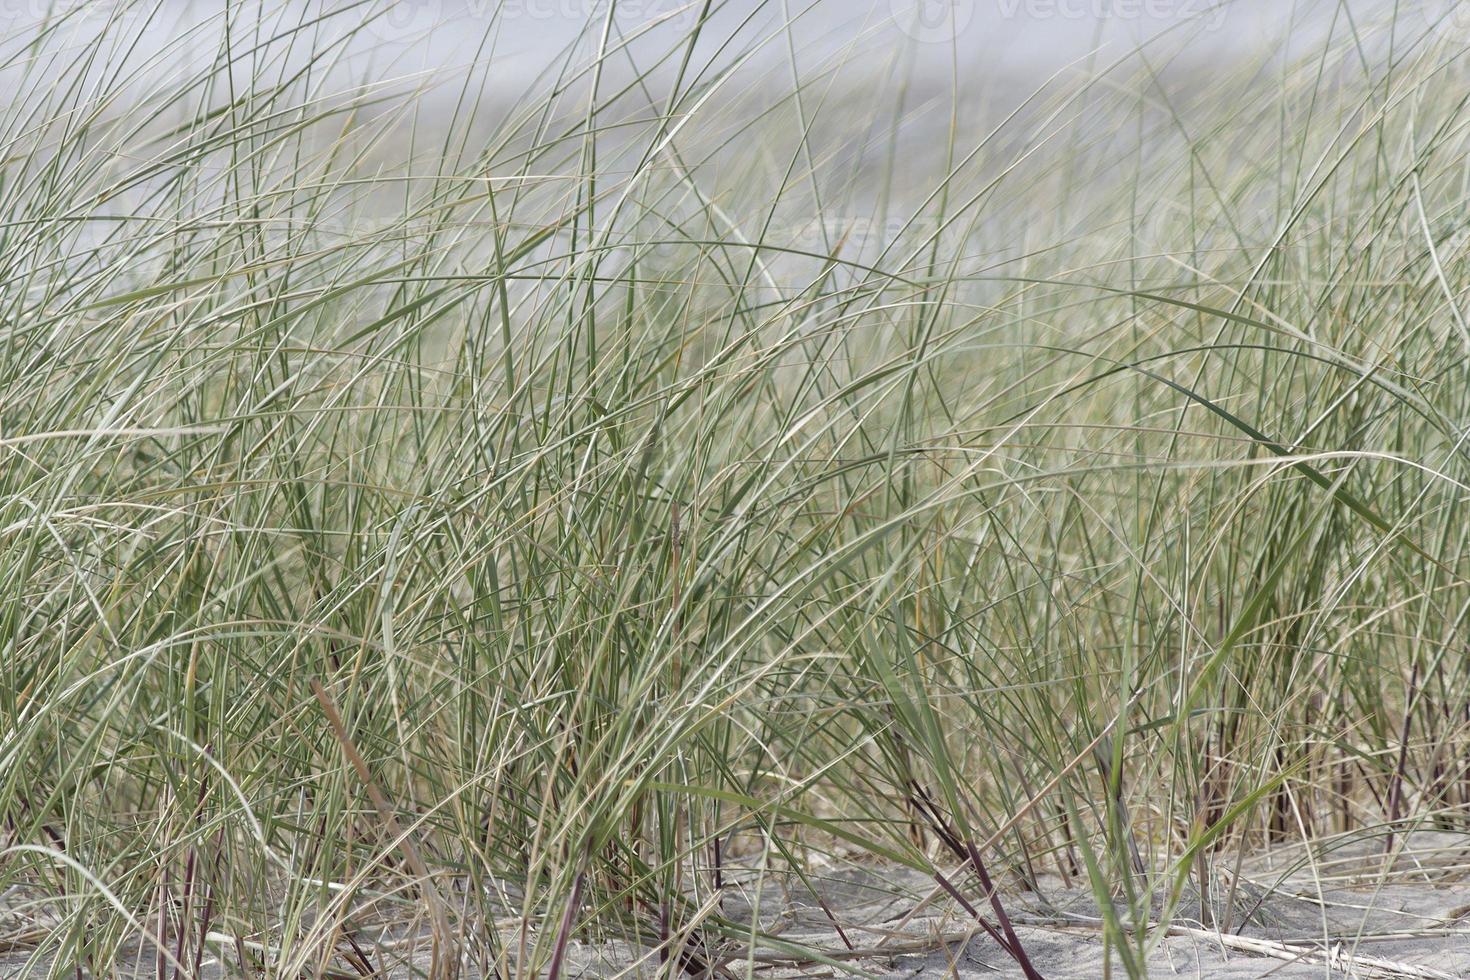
3,2 -> 1470,977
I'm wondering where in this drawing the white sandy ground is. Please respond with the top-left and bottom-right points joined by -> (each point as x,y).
5,832 -> 1468,978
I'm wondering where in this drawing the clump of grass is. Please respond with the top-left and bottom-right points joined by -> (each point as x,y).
3,1 -> 1470,977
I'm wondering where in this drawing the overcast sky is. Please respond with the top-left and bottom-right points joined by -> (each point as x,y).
0,1 -> 1450,118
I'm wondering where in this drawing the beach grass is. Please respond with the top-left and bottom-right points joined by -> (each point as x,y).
3,2 -> 1470,976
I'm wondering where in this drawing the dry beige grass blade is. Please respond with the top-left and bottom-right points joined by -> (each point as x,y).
310,678 -> 456,980
1158,923 -> 1463,980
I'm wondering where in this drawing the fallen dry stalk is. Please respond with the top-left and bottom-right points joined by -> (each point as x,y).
309,678 -> 456,980
1160,923 -> 1461,980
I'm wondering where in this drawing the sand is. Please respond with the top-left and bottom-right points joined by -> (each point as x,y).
6,832 -> 1469,978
